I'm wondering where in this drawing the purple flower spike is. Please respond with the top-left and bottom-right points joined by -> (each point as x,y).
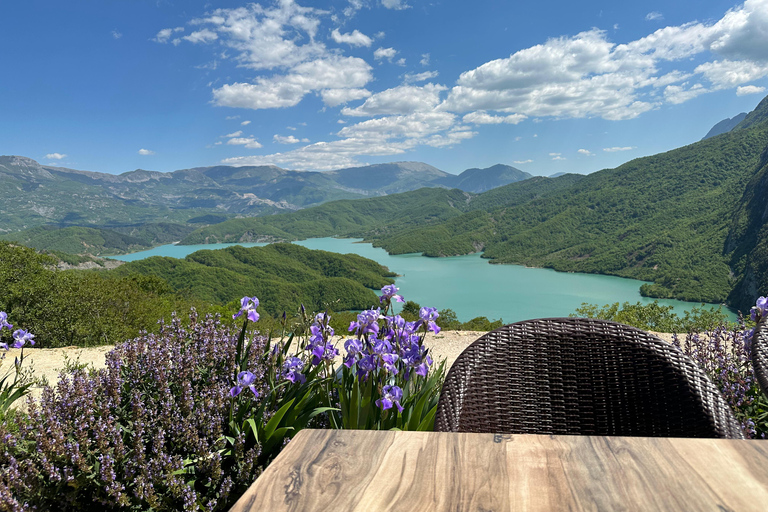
380,284 -> 404,303
11,329 -> 34,348
233,296 -> 260,322
376,385 -> 404,413
283,357 -> 306,384
230,370 -> 259,397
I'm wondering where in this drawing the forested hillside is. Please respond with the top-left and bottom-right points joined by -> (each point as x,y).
179,95 -> 768,309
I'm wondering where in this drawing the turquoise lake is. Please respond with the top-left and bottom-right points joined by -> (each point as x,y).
112,238 -> 735,323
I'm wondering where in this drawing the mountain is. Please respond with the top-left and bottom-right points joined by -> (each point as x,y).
181,95 -> 768,310
442,164 -> 532,193
0,157 -> 531,235
702,112 -> 748,140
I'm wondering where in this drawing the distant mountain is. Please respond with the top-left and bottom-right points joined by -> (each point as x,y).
0,156 -> 532,235
442,164 -> 532,193
702,112 -> 748,140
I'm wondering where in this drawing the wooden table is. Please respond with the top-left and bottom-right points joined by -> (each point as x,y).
230,429 -> 768,512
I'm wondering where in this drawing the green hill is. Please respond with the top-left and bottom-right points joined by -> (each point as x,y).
111,243 -> 396,315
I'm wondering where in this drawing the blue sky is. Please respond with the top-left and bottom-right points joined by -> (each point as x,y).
2,0 -> 768,176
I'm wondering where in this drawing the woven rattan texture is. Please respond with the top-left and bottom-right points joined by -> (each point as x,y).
434,318 -> 744,439
752,318 -> 768,397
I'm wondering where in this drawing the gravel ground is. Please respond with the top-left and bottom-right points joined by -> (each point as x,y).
4,330 -> 676,405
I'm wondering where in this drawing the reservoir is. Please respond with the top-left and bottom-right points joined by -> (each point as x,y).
112,238 -> 735,323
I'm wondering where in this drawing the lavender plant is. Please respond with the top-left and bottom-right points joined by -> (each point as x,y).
672,296 -> 768,438
0,311 -> 271,511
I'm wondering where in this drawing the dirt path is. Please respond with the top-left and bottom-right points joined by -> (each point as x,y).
4,330 -> 676,404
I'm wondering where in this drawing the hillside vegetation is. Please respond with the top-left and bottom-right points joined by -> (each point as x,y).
110,243 -> 395,316
180,95 -> 768,309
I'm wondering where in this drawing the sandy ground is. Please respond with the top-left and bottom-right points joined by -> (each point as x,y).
3,330 -> 676,406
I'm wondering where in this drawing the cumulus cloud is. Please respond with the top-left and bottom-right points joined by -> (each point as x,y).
404,71 -> 438,83
513,159 -> 533,164
45,153 -> 66,160
227,137 -> 262,149
381,0 -> 410,10
153,27 -> 183,43
321,87 -> 371,107
331,28 -> 372,47
274,134 -> 310,144
374,47 -> 397,61
213,55 -> 372,109
420,53 -> 430,66
138,149 -> 155,155
441,0 -> 768,120
462,110 -> 526,124
552,155 -> 566,161
224,130 -> 243,137
342,83 -> 446,116
737,84 -> 767,95
183,29 -> 218,44
603,146 -> 636,152
578,149 -> 594,156
241,120 -> 251,125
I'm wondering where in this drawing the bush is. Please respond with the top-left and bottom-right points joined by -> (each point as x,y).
572,300 -> 731,332
0,312 -> 270,511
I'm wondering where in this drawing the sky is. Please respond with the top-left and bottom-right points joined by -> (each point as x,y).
2,0 -> 768,176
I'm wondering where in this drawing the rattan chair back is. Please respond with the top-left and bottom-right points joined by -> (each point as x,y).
752,317 -> 768,397
435,317 -> 744,438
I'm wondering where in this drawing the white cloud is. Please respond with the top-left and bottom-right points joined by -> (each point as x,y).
183,29 -> 218,44
331,28 -> 372,47
441,0 -> 768,119
403,71 -> 439,83
342,83 -> 446,116
645,12 -> 664,21
138,149 -> 155,155
549,152 -> 561,156
274,134 -> 310,144
112,30 -> 122,39
374,47 -> 397,61
462,110 -> 526,124
321,87 -> 371,107
737,84 -> 767,95
513,159 -> 533,164
225,115 -> 240,120
225,130 -> 243,137
45,153 -> 66,160
241,120 -> 251,125
213,55 -> 372,109
153,27 -> 183,43
420,53 -> 430,66
552,156 -> 566,161
381,0 -> 410,10
603,146 -> 636,152
664,83 -> 709,104
227,137 -> 262,149
577,149 -> 594,156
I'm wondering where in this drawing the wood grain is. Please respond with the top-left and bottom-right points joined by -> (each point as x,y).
229,430 -> 768,512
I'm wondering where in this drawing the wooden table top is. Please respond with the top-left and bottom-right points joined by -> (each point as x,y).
230,429 -> 768,512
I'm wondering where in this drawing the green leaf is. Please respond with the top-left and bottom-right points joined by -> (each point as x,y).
264,398 -> 295,442
416,406 -> 437,431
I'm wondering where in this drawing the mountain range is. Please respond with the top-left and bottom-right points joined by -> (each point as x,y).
0,156 -> 531,234
178,94 -> 768,313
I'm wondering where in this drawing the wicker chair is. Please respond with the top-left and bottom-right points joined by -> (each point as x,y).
751,317 -> 768,396
434,317 -> 744,438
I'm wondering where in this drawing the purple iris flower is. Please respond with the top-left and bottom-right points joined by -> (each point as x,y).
0,312 -> 12,331
372,337 -> 393,355
311,341 -> 339,365
419,307 -> 441,334
348,308 -> 381,336
283,357 -> 306,384
376,385 -> 404,413
752,296 -> 768,322
11,329 -> 35,349
380,353 -> 399,375
343,338 -> 363,367
230,371 -> 259,397
314,312 -> 331,325
232,296 -> 260,322
357,354 -> 377,376
380,284 -> 404,304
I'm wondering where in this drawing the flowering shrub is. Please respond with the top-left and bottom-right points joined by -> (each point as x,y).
0,311 -> 272,511
0,284 -> 445,510
673,296 -> 768,438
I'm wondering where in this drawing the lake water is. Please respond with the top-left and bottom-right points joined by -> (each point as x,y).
112,238 -> 735,323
